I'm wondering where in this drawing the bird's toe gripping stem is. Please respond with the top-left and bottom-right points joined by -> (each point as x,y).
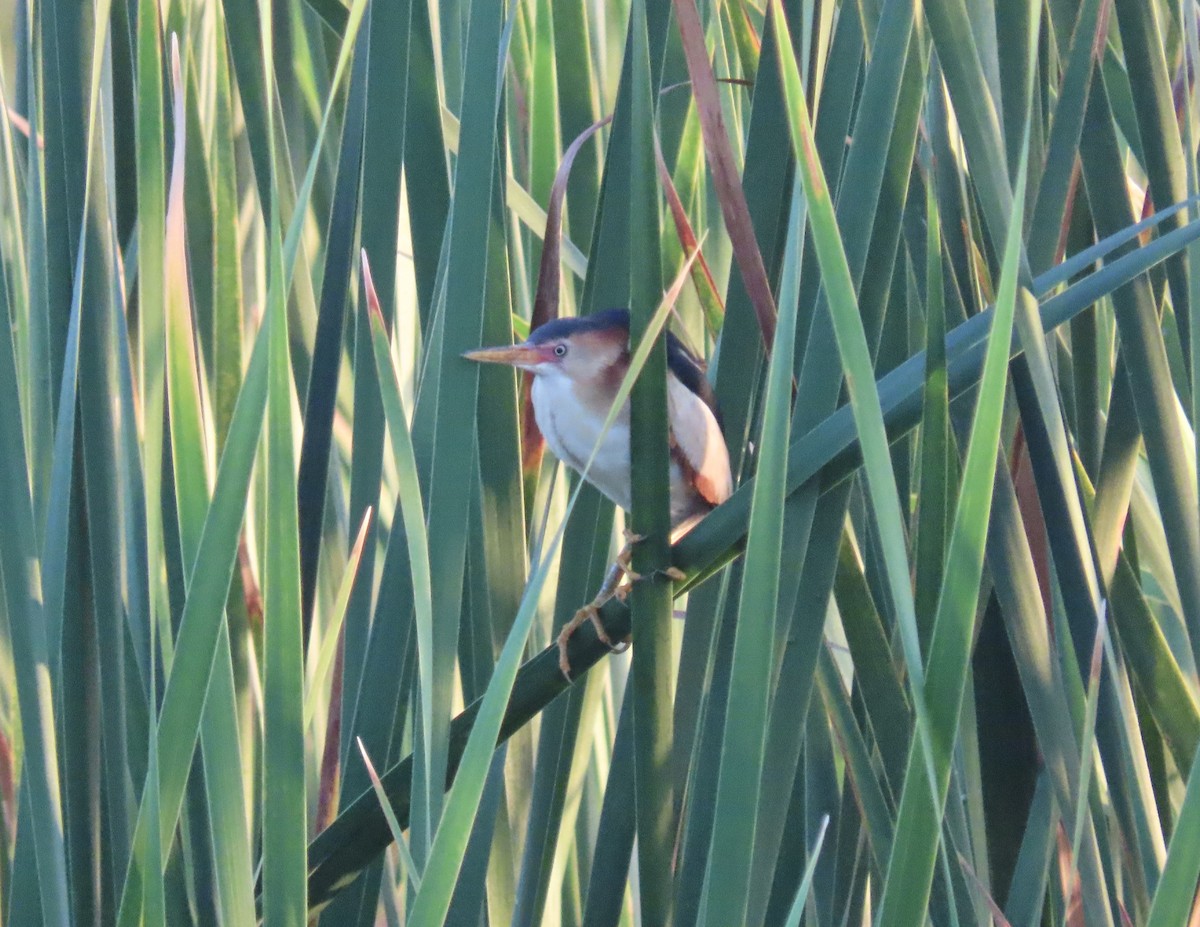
555,530 -> 686,680
557,539 -> 643,678
557,603 -> 629,680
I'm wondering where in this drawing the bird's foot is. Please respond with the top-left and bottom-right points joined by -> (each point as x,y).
555,532 -> 665,679
557,603 -> 628,680
616,533 -> 687,590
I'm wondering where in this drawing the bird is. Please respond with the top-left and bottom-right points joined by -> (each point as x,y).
464,308 -> 733,677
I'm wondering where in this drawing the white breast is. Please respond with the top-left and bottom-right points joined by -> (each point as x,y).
531,370 -> 728,528
532,373 -> 633,512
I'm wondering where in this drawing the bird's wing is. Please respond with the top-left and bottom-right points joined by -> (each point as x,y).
667,374 -> 733,507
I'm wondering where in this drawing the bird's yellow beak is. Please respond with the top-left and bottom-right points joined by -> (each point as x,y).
462,343 -> 545,367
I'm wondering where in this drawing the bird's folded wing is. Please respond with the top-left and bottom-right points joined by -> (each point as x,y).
667,375 -> 734,507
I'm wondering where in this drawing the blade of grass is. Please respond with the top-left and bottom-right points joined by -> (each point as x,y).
744,488 -> 853,926
1026,0 -> 1105,273
39,0 -> 86,409
553,0 -> 602,254
77,113 -> 137,907
923,0 -> 1017,260
1146,740 -> 1200,925
530,115 -> 612,333
1099,602 -> 1168,898
817,643 -> 894,871
163,30 -> 211,599
325,9 -> 418,913
10,42 -> 51,547
357,739 -> 421,890
329,45 -> 379,832
402,0 -> 451,325
258,12 -> 306,926
781,815 -> 831,927
296,26 -> 368,637
914,180 -> 952,650
1068,614 -> 1107,873
1001,771 -> 1055,925
874,258 -> 1026,921
464,132 -> 526,918
209,1 -> 243,454
833,536 -> 911,793
1112,0 -> 1192,360
362,248 -> 435,841
306,512 -> 373,730
700,139 -> 803,926
627,2 -> 674,922
39,221 -> 84,698
261,211 -> 307,927
1110,552 -> 1200,774
329,3 -> 410,800
134,0 -> 167,705
113,311 -> 271,923
527,0 -> 561,208
77,22 -> 150,914
673,570 -> 739,927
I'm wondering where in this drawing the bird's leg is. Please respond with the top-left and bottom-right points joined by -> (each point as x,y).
557,531 -> 644,679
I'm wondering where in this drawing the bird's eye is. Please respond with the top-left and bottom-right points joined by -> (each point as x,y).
553,343 -> 568,357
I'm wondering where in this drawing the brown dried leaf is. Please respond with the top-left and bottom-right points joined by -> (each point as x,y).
655,130 -> 725,338
531,114 -> 613,331
673,0 -> 777,350
1055,823 -> 1086,927
956,852 -> 1014,927
523,114 -> 614,471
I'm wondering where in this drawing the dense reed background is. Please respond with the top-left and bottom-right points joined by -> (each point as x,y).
4,0 -> 1200,923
